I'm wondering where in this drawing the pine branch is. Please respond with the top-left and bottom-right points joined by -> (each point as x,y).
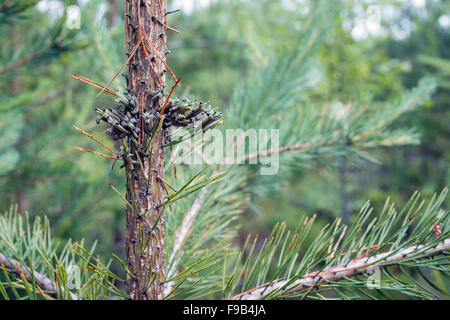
0,252 -> 79,300
242,141 -> 312,163
0,7 -> 80,75
161,165 -> 246,299
0,1 -> 39,22
164,188 -> 207,296
221,188 -> 449,300
0,207 -> 123,300
231,239 -> 450,300
0,48 -> 44,74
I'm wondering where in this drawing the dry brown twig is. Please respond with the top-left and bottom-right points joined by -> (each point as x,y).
72,125 -> 117,155
73,146 -> 119,160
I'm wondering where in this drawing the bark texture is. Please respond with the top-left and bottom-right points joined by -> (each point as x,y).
125,0 -> 167,300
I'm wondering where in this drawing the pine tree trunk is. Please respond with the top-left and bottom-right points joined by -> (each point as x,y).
125,0 -> 167,300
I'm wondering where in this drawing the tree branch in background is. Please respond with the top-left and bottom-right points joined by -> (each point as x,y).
0,49 -> 44,74
242,142 -> 311,163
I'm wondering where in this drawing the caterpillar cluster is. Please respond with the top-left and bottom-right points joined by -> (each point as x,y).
95,88 -> 222,173
159,97 -> 223,131
95,90 -> 162,146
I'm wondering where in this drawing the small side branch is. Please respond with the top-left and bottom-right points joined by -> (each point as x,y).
0,252 -> 79,300
164,188 -> 207,296
237,142 -> 316,164
0,49 -> 44,74
230,238 -> 450,300
152,16 -> 180,33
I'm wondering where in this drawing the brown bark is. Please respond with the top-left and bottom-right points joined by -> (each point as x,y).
125,0 -> 167,300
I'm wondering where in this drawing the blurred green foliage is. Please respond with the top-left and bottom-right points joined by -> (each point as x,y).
247,0 -> 450,233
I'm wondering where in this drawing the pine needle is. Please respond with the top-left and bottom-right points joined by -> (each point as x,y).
73,146 -> 119,160
72,125 -> 117,155
71,74 -> 117,96
96,43 -> 139,97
